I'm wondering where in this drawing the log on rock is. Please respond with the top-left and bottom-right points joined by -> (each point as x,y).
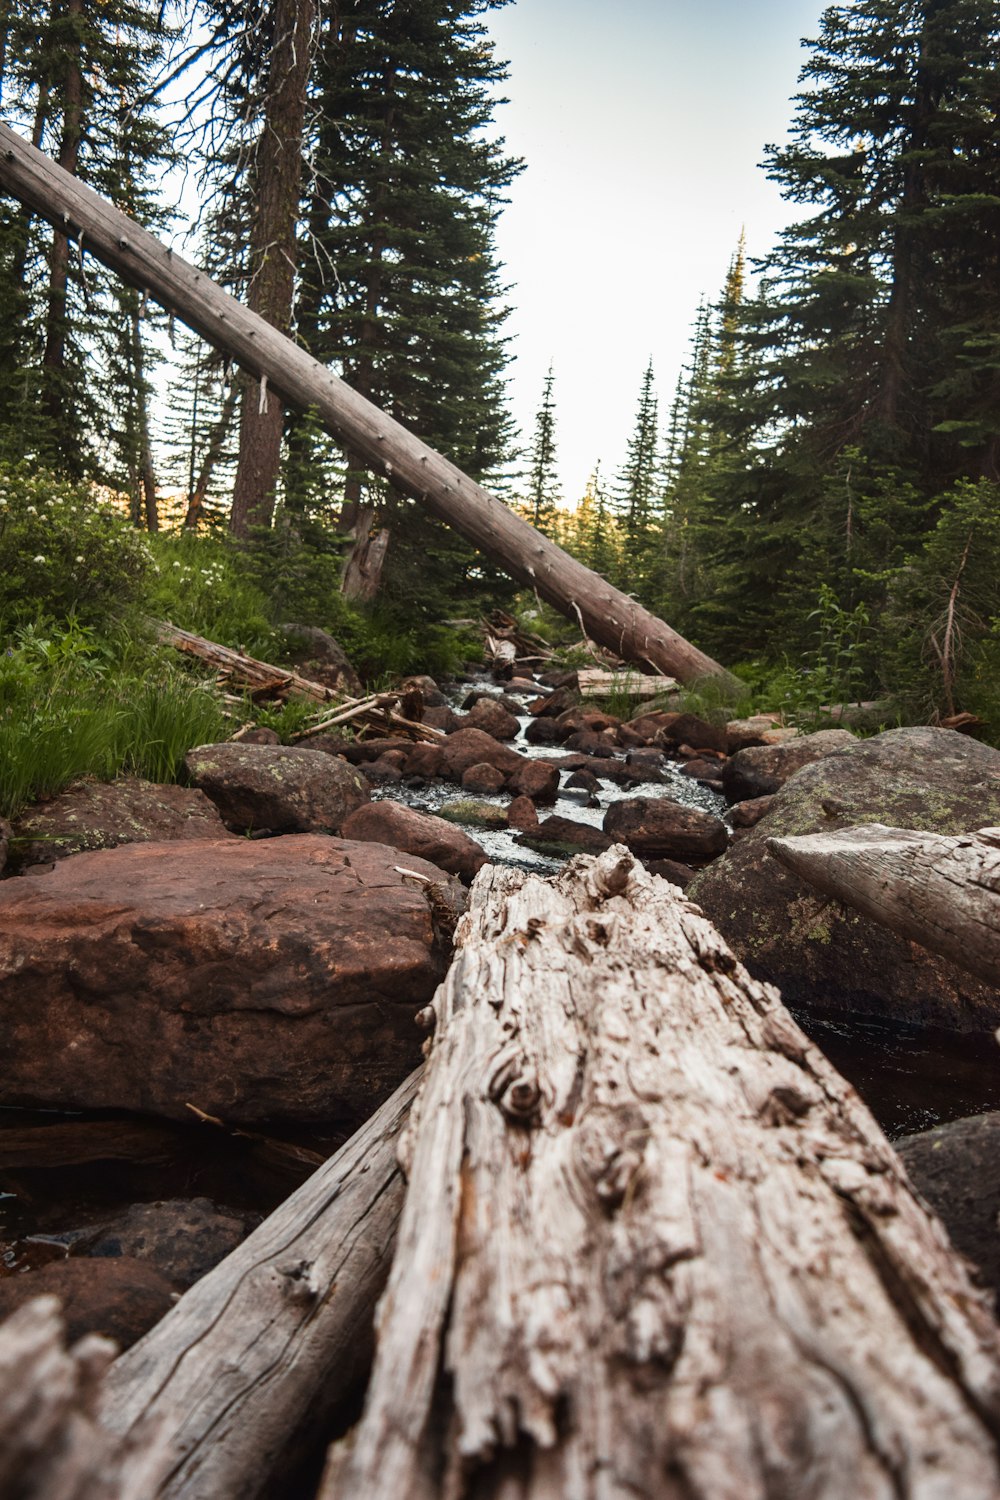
323,846 -> 1000,1499
767,823 -> 1000,986
576,666 -> 678,699
98,1071 -> 419,1500
0,126 -> 736,689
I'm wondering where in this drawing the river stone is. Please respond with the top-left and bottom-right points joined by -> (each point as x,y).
462,763 -> 507,794
401,675 -> 447,708
725,716 -> 795,753
523,717 -> 568,746
516,817 -> 614,857
721,729 -> 856,804
0,1258 -> 176,1350
689,727 -> 1000,1029
340,801 -> 488,883
7,779 -> 233,873
72,1197 -> 254,1289
896,1113 -> 1000,1310
603,797 -> 729,861
280,623 -> 362,696
438,728 -> 524,781
507,759 -> 560,803
658,713 -> 729,755
0,835 -> 459,1126
184,741 -> 370,834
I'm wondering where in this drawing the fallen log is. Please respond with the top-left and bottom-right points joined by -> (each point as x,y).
155,619 -> 335,703
576,666 -> 678,699
97,1070 -> 418,1500
323,846 -> 1000,1499
0,125 -> 737,690
767,823 -> 1000,987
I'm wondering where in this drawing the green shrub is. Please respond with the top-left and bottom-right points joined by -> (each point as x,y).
146,533 -> 278,658
0,463 -> 152,629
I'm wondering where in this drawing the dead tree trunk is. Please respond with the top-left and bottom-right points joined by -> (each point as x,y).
323,847 -> 1000,1499
768,823 -> 1000,987
0,125 -> 736,689
97,1072 -> 418,1500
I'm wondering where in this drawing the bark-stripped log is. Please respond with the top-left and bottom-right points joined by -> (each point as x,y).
767,823 -> 1000,986
98,1071 -> 418,1500
154,620 -> 336,703
0,1298 -> 168,1499
0,125 -> 735,688
323,847 -> 1000,1500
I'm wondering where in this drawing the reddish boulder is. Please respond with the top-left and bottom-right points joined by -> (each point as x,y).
340,801 -> 488,883
184,742 -> 370,833
0,835 -> 460,1126
8,779 -> 233,872
731,795 -> 777,828
403,742 -> 445,779
721,729 -> 856,804
658,713 -> 728,754
527,686 -> 575,718
563,730 -> 619,758
0,1257 -> 175,1350
725,716 -> 794,753
618,710 -> 680,748
422,705 -> 461,733
74,1197 -> 253,1289
507,795 -> 539,831
517,816 -> 614,856
462,762 -> 507,794
507,759 -> 560,803
523,717 -> 569,746
438,728 -> 523,781
400,674 -> 447,708
603,797 -> 729,861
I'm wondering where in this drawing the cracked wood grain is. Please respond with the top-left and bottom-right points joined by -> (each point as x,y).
768,824 -> 1000,987
323,846 -> 1000,1500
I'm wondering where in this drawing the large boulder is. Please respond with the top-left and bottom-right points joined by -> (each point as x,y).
603,797 -> 729,862
0,1258 -> 175,1350
184,742 -> 370,834
689,727 -> 1000,1029
896,1113 -> 1000,1310
721,729 -> 856,804
339,801 -> 488,883
280,623 -> 362,696
460,698 -> 521,741
7,779 -> 232,872
437,728 -> 524,782
0,835 -> 460,1126
72,1197 -> 254,1290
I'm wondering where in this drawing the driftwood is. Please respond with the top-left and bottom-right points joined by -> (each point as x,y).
768,823 -> 1000,986
324,846 -> 1000,1499
156,620 -> 335,703
97,1071 -> 419,1500
0,1299 -> 167,1499
576,666 -> 678,700
0,125 -> 737,690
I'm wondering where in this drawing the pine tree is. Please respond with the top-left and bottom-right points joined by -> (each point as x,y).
519,362 -> 561,534
612,358 -> 660,583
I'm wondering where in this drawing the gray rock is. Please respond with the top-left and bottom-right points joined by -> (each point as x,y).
74,1197 -> 254,1289
185,741 -> 370,834
721,729 -> 857,804
897,1113 -> 1000,1310
604,797 -> 728,862
690,727 -> 1000,1028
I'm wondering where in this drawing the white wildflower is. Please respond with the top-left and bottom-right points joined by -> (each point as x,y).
32,554 -> 45,563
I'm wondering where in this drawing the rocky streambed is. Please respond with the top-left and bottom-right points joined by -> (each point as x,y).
1,656 -> 1000,1358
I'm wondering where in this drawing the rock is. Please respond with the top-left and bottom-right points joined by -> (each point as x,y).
506,759 -> 560,804
725,716 -> 794,753
403,742 -> 445,779
516,817 -> 614,857
401,674 -> 447,708
897,1113 -> 1000,1310
438,800 -> 508,832
618,710 -> 680,748
0,817 -> 8,874
563,730 -> 619,758
523,717 -> 568,746
507,796 -> 539,831
564,768 -> 601,796
0,1257 -> 175,1350
555,707 -> 619,737
422,705 -> 461,733
280,623 -> 362,696
458,699 -> 521,740
0,835 -> 460,1126
462,763 -> 507,795
603,798 -> 729,862
229,724 -> 281,745
363,754 -> 405,783
331,737 -> 406,764
340,801 -> 488,883
438,728 -> 523,782
508,677 -> 546,695
73,1198 -> 253,1290
625,748 -> 667,777
184,742 -> 370,834
527,686 -> 575,718
731,795 -> 778,829
689,727 -> 1000,1029
642,857 -> 695,889
721,729 -> 856,804
679,758 -> 721,781
7,779 -> 233,873
658,713 -> 728,754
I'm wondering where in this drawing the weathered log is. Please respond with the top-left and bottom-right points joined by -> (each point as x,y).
0,1298 -> 168,1499
0,125 -> 736,689
576,666 -> 678,699
323,846 -> 1000,1499
155,619 -> 335,703
97,1070 -> 418,1500
767,822 -> 1000,986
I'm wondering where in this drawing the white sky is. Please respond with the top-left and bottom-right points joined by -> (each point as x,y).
484,0 -> 826,500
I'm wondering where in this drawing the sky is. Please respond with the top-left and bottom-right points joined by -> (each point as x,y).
482,0 -> 827,500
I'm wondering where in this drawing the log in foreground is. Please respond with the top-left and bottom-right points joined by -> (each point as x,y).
324,847 -> 1000,1499
0,125 -> 735,688
768,823 -> 1000,987
98,1071 -> 419,1500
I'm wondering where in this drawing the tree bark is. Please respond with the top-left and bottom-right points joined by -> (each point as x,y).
767,822 -> 1000,986
0,124 -> 736,688
98,1071 -> 418,1500
40,0 -> 83,437
230,0 -> 316,536
323,846 -> 1000,1499
153,619 -> 335,702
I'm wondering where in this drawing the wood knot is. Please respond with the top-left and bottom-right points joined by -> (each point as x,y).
277,1259 -> 318,1303
414,1004 -> 436,1032
498,1075 -> 541,1124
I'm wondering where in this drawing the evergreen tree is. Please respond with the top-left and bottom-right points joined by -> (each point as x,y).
519,362 -> 561,534
612,357 -> 660,582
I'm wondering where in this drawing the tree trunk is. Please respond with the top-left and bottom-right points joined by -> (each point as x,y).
40,0 -> 83,437
184,370 -> 239,529
323,847 -> 1000,1499
767,823 -> 1000,986
0,124 -> 738,688
229,0 -> 316,536
340,501 -> 391,600
98,1071 -> 418,1500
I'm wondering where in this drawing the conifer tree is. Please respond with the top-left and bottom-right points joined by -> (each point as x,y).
612,358 -> 660,585
519,362 -> 561,534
